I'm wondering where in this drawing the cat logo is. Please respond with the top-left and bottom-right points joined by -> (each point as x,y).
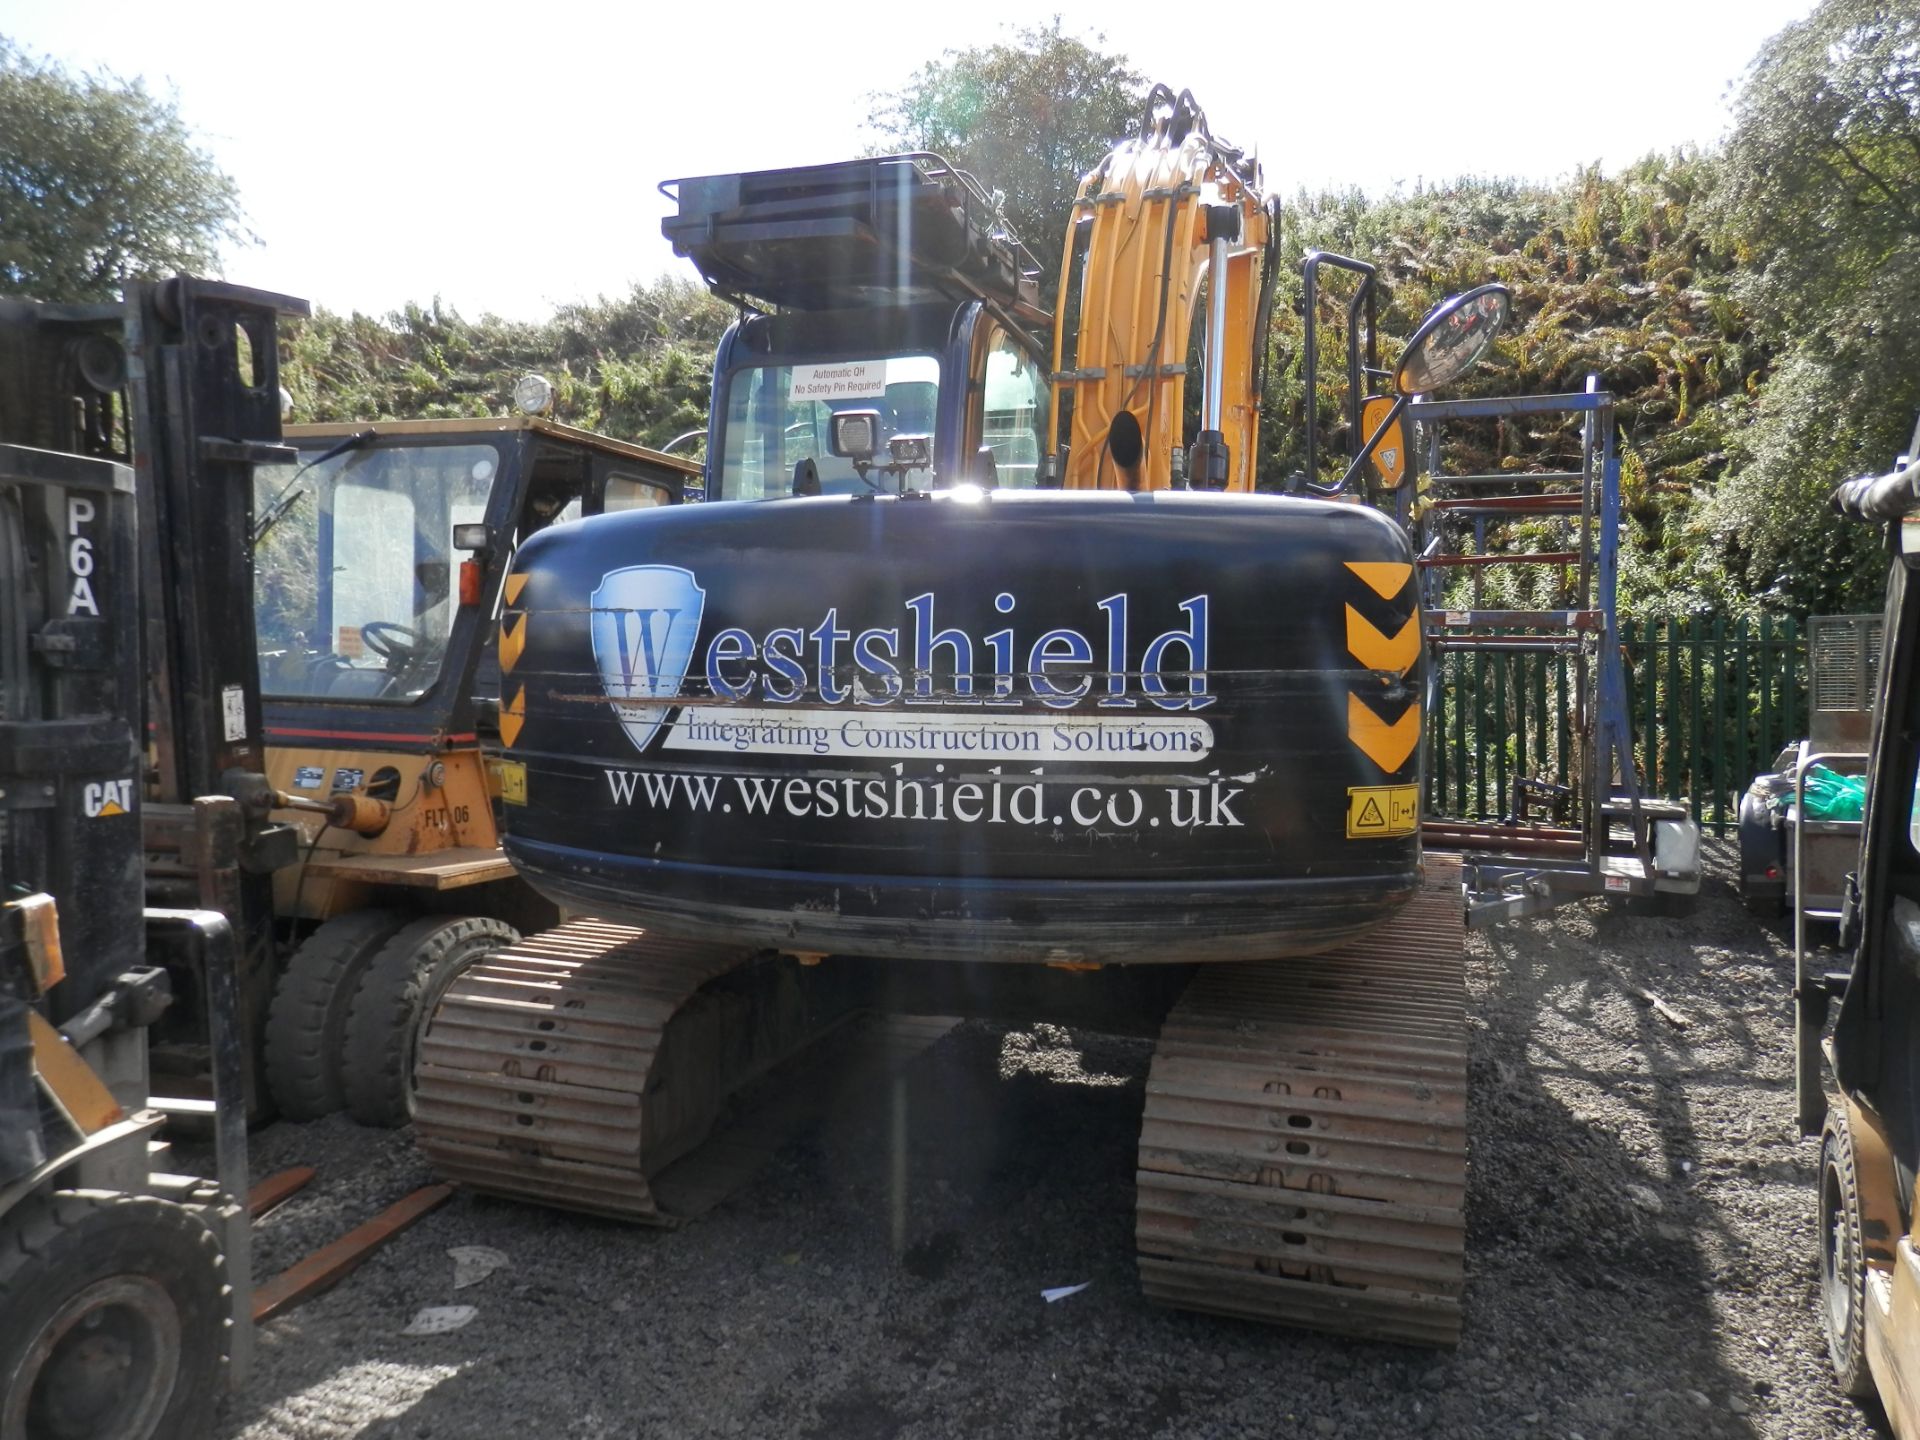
83,778 -> 134,818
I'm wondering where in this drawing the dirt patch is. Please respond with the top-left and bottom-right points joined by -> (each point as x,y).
208,840 -> 1875,1439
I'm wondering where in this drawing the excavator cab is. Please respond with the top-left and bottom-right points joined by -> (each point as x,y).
666,155 -> 1054,500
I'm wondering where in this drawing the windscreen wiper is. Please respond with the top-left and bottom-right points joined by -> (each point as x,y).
250,428 -> 375,549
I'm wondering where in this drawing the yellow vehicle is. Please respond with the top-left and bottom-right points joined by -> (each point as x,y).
251,415 -> 696,1125
1812,422 -> 1920,1430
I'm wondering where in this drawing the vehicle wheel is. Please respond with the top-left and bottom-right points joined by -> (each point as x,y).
340,915 -> 518,1127
264,908 -> 409,1120
1820,1110 -> 1877,1400
0,1190 -> 226,1440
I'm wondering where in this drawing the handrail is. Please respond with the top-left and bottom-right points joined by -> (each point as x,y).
1792,742 -> 1868,1133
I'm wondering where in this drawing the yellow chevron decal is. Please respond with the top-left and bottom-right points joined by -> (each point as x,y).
1345,604 -> 1420,675
504,572 -> 530,606
1348,691 -> 1421,773
1344,561 -> 1412,600
500,687 -> 526,748
500,614 -> 526,674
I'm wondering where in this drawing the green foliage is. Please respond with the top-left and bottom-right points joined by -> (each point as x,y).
1697,0 -> 1920,615
0,39 -> 244,301
1261,153 -> 1768,618
866,20 -> 1147,293
281,275 -> 730,450
261,0 -> 1912,628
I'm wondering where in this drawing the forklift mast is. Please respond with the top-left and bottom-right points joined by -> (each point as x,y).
0,441 -> 143,1025
0,279 -> 308,1055
129,280 -> 306,819
126,281 -> 309,1084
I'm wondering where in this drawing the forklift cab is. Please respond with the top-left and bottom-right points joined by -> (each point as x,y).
249,416 -> 697,920
255,416 -> 691,725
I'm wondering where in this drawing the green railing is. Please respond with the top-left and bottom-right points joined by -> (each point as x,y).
1628,615 -> 1806,834
1424,616 -> 1806,837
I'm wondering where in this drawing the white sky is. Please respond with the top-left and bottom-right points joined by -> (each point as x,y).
7,0 -> 1815,320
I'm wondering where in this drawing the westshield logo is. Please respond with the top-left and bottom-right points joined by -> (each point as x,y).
591,565 -> 706,753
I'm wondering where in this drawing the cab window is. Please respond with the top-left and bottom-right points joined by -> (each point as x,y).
980,326 -> 1048,488
253,441 -> 500,702
604,473 -> 672,511
717,355 -> 939,500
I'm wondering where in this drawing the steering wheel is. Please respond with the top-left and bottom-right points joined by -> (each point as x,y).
360,620 -> 428,667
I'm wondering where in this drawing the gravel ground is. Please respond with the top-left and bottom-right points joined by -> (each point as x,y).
206,840 -> 1880,1439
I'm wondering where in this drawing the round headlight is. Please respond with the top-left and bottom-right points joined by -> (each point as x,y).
514,373 -> 555,416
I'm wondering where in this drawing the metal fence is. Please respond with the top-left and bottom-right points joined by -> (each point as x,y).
1425,615 -> 1807,836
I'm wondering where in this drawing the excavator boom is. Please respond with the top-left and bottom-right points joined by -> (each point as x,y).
1052,86 -> 1274,492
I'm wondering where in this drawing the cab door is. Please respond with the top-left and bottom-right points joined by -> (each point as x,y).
961,314 -> 1050,488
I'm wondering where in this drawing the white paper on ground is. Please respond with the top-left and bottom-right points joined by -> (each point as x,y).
402,1305 -> 477,1336
448,1246 -> 510,1290
1041,1283 -> 1091,1304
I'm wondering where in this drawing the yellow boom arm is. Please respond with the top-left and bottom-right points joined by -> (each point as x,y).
1049,88 -> 1271,492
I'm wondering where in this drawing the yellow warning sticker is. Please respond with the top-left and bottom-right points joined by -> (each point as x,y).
1346,784 -> 1419,839
494,759 -> 528,807
1361,395 -> 1410,488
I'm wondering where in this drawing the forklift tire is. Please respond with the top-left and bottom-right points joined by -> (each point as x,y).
0,1190 -> 227,1440
1820,1110 -> 1878,1401
340,915 -> 519,1128
264,908 -> 409,1121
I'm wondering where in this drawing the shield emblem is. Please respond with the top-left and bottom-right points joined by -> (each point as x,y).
589,565 -> 706,753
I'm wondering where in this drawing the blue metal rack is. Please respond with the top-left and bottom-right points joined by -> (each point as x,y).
1402,376 -> 1700,925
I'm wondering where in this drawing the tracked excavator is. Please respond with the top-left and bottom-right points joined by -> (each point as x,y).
412,89 -> 1502,1343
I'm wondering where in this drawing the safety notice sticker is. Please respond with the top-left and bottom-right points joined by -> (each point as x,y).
1346,784 -> 1418,839
495,759 -> 528,807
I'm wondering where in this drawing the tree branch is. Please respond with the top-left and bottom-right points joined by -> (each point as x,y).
1827,133 -> 1920,217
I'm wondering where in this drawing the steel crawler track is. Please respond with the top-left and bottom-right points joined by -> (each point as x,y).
1136,856 -> 1468,1345
413,921 -> 957,1225
414,922 -> 742,1223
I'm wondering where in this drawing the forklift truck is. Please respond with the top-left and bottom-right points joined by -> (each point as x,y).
1809,413 -> 1920,1432
0,277 -> 295,1437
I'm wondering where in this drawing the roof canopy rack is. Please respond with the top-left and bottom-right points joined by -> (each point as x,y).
661,154 -> 1048,325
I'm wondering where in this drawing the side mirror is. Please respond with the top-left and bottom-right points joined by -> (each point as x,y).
829,410 -> 881,461
1395,284 -> 1511,396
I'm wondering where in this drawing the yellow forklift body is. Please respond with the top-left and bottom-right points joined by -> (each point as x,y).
264,746 -> 506,919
